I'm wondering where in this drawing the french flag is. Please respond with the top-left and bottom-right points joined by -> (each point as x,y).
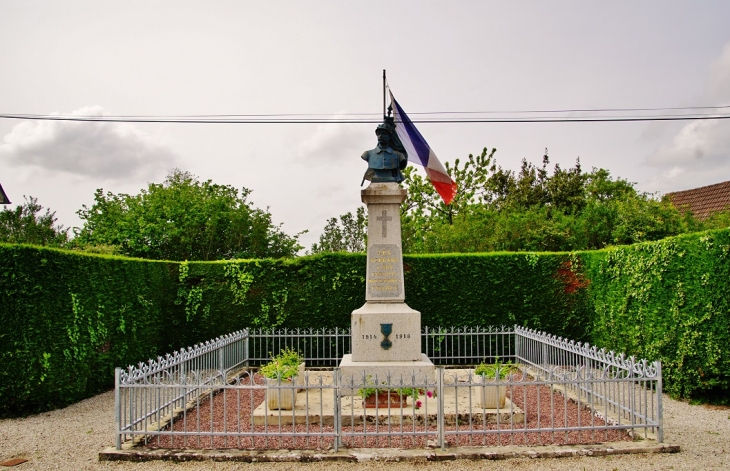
390,91 -> 457,205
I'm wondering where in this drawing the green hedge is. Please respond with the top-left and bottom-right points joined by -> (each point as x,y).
403,252 -> 591,340
2,228 -> 729,415
179,251 -> 589,340
0,244 -> 182,416
581,229 -> 730,398
173,254 -> 366,337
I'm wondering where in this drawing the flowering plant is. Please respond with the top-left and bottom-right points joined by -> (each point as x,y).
357,376 -> 424,408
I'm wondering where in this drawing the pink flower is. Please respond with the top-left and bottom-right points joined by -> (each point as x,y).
426,390 -> 433,398
415,400 -> 422,410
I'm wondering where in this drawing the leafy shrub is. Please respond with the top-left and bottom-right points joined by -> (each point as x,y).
259,347 -> 304,380
474,358 -> 517,379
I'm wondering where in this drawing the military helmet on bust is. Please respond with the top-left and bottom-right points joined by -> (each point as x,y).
375,123 -> 391,135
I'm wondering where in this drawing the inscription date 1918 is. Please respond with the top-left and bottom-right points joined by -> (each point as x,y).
362,333 -> 410,340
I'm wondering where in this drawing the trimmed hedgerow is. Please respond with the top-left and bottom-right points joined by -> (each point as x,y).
1,228 -> 729,415
0,244 -> 182,416
173,253 -> 366,336
403,251 -> 591,340
176,251 -> 590,340
581,229 -> 730,398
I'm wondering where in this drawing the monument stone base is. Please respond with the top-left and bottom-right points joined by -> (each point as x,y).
350,302 -> 421,362
339,353 -> 435,394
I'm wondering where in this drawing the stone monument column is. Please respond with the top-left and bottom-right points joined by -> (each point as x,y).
350,182 -> 421,362
339,180 -> 434,385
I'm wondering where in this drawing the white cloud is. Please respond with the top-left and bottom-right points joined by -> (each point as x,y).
0,106 -> 179,180
298,116 -> 371,165
645,43 -> 730,192
647,119 -> 730,166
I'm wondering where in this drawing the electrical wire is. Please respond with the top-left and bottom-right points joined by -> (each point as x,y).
53,104 -> 730,117
1,104 -> 730,124
1,113 -> 730,124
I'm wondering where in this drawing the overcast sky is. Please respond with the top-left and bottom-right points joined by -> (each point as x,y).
2,1 -> 730,250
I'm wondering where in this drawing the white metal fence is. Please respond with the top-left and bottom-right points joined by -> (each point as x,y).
115,326 -> 662,450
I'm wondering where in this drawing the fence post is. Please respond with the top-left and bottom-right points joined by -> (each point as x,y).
244,329 -> 250,367
437,367 -> 445,451
514,325 -> 520,362
114,368 -> 121,450
335,327 -> 340,364
656,361 -> 663,443
334,367 -> 342,451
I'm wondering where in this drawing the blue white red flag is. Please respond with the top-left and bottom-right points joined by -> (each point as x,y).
389,91 -> 457,204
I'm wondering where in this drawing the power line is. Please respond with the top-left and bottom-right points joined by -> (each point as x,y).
395,104 -> 730,115
1,112 -> 730,124
8,104 -> 725,118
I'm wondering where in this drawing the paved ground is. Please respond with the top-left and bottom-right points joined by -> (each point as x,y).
1,389 -> 728,470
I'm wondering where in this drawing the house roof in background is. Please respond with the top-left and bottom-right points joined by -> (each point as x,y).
666,180 -> 730,220
0,183 -> 11,205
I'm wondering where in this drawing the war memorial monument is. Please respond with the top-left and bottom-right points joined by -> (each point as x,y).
339,115 -> 435,386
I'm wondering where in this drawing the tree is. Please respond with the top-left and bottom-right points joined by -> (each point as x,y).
310,207 -> 366,254
412,148 -> 700,252
315,146 -> 726,255
74,169 -> 301,260
402,147 -> 497,225
0,196 -> 69,246
701,210 -> 730,230
399,148 -> 498,252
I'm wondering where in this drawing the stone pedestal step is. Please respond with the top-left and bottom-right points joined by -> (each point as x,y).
252,371 -> 524,426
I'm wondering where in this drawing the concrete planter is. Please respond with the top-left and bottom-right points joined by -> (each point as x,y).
265,363 -> 305,410
476,380 -> 507,409
265,377 -> 298,410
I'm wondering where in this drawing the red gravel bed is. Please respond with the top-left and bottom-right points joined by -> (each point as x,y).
141,373 -> 633,450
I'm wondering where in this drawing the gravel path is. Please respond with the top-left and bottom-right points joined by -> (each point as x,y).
1,389 -> 728,470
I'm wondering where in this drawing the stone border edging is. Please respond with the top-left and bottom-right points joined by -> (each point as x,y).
100,441 -> 679,463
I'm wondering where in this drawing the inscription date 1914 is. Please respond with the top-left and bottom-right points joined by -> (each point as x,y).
362,333 -> 410,340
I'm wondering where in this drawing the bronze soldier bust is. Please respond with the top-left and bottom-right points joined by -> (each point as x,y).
361,123 -> 408,184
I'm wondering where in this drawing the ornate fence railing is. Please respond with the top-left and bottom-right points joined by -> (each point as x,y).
515,325 -> 663,442
242,325 -> 516,367
115,330 -> 248,447
423,325 -> 515,365
245,327 -> 351,367
115,325 -> 662,450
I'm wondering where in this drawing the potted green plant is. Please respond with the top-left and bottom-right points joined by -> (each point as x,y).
260,347 -> 305,410
358,376 -> 422,409
473,358 -> 516,409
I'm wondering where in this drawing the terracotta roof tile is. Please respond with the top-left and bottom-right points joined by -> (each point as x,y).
666,180 -> 730,220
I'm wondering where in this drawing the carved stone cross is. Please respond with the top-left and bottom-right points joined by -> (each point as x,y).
376,210 -> 392,238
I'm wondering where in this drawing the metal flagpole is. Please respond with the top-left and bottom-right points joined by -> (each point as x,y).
383,69 -> 386,119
